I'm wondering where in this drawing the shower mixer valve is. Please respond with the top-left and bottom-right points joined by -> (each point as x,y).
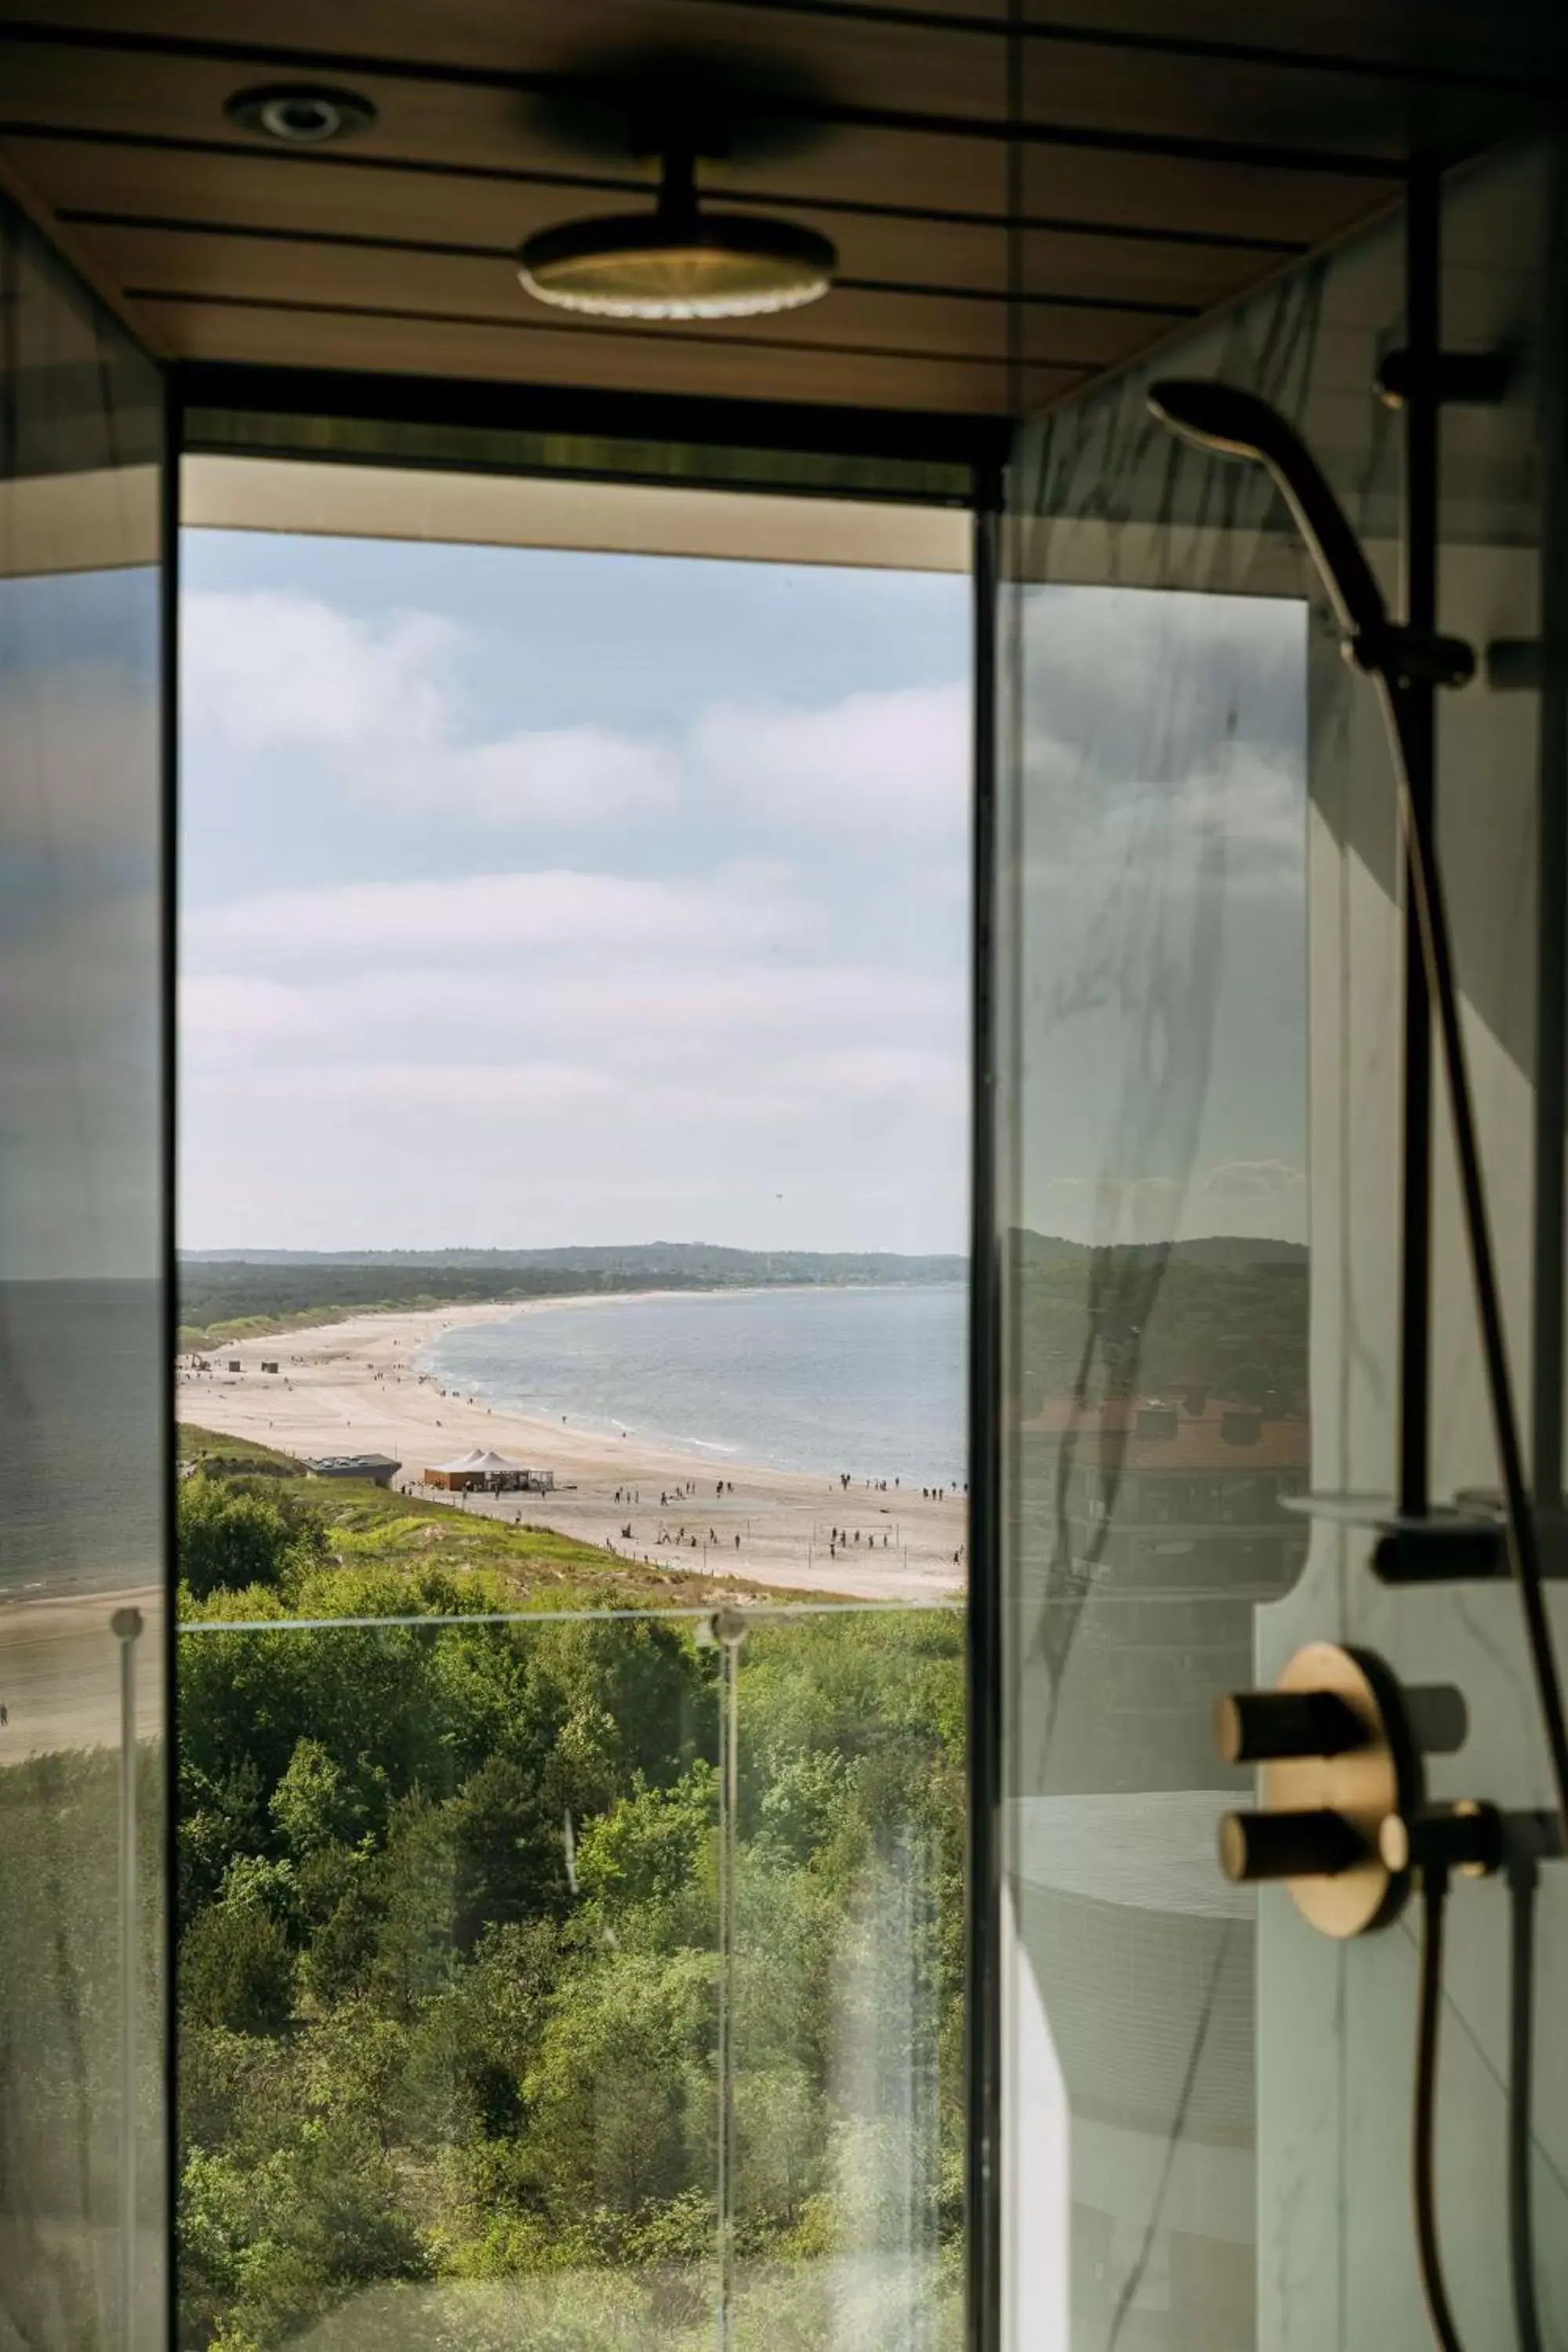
1216,1643 -> 1486,1936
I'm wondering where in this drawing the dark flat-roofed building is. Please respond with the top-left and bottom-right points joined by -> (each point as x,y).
306,1453 -> 402,1489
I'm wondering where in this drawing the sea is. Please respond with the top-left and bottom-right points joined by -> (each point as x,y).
420,1282 -> 969,1488
0,1279 -> 162,1598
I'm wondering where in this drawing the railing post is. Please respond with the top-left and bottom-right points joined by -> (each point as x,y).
710,1606 -> 747,2352
111,1606 -> 143,2352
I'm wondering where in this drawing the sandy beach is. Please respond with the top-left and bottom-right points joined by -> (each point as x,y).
0,1584 -> 164,1760
177,1298 -> 966,1602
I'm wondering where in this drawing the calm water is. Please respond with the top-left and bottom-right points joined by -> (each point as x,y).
422,1283 -> 968,1486
0,1279 -> 162,1597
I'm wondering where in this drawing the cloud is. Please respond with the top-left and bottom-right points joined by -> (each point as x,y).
232,1057 -> 621,1109
452,726 -> 673,822
1016,584 -> 1307,905
693,681 -> 967,839
1200,1156 -> 1305,1200
180,612 -> 972,1243
183,863 -> 962,1133
183,589 -> 454,753
185,864 -> 814,966
183,590 -> 971,845
1021,584 -> 1305,786
180,975 -> 321,1058
1029,1160 -> 1307,1246
183,590 -> 673,824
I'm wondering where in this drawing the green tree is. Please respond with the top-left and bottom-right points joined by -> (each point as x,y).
270,1739 -> 386,1857
178,1476 -> 327,1602
522,1946 -> 715,2227
182,1898 -> 295,2034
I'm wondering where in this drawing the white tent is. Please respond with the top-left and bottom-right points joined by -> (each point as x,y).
423,1444 -> 549,1491
427,1446 -> 522,1475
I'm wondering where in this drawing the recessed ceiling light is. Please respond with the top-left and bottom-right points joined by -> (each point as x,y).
227,85 -> 377,146
518,150 -> 836,321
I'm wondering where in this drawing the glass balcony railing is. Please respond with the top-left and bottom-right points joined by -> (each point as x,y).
175,1602 -> 964,2352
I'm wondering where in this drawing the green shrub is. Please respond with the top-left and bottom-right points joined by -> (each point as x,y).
182,1900 -> 296,2034
179,1476 -> 328,1602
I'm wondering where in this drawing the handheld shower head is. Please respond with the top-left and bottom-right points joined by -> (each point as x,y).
1147,377 -> 1388,646
1146,377 -> 1295,465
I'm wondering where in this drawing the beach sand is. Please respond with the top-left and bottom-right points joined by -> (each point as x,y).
177,1298 -> 966,1603
0,1584 -> 164,1760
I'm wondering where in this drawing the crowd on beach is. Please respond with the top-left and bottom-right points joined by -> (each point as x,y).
176,1327 -> 967,1593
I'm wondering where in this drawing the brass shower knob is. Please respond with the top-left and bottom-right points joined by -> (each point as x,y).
1217,1642 -> 1422,1937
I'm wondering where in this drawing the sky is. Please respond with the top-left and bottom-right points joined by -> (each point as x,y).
178,528 -> 974,1256
1013,583 -> 1308,1248
178,527 -> 1311,1261
2,569 -> 160,1280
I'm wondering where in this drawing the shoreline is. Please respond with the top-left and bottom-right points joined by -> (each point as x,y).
180,1276 -> 964,1357
177,1295 -> 967,1603
418,1281 -> 967,1483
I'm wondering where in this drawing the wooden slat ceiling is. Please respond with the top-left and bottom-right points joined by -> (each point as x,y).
0,1 -> 1561,423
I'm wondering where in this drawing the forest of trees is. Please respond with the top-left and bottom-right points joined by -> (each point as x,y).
174,1468 -> 965,2350
177,1246 -> 966,1352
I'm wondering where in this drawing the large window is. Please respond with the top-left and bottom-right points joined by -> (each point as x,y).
174,488 -> 972,2349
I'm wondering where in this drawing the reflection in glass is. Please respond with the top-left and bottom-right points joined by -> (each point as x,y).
1000,581 -> 1308,2349
0,195 -> 166,2349
998,137 -> 1568,2348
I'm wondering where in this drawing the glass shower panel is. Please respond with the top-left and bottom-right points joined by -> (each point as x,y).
997,127 -> 1568,2352
0,197 -> 167,2349
998,580 -> 1310,2352
996,169 -> 1404,2352
725,1605 -> 964,2350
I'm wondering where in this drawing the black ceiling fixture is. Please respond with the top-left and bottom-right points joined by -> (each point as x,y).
515,49 -> 839,323
519,145 -> 836,321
